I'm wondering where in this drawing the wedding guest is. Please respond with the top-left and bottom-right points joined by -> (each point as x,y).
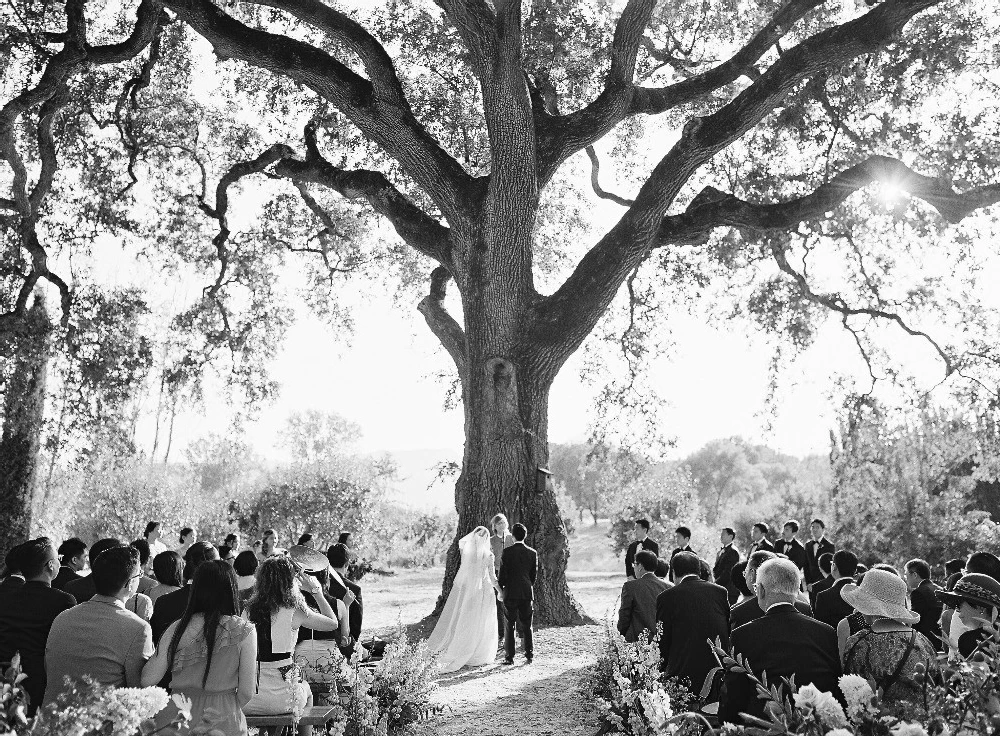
618,550 -> 671,642
296,568 -> 351,676
804,519 -> 835,590
940,552 -> 1000,646
252,540 -> 262,559
244,557 -> 339,736
0,539 -> 76,714
773,520 -> 806,571
65,538 -> 124,602
747,523 -> 774,555
327,543 -> 385,659
654,559 -> 670,579
224,533 -> 241,552
815,550 -> 858,629
149,551 -> 184,604
840,569 -> 936,705
730,561 -> 753,605
130,539 -> 158,596
719,558 -> 841,724
731,551 -> 811,629
297,533 -> 315,548
176,527 -> 196,557
669,527 -> 694,561
937,572 -> 1000,659
53,537 -> 87,591
151,542 -> 220,643
809,553 -> 835,608
713,528 -> 740,604
260,529 -> 284,559
234,551 -> 258,607
625,520 -> 660,579
0,543 -> 26,590
945,558 -> 965,589
145,522 -> 168,559
337,532 -> 352,546
490,514 -> 515,639
218,545 -> 237,565
45,545 -> 153,705
655,551 -> 729,693
142,560 -> 257,735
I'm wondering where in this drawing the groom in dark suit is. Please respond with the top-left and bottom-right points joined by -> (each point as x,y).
499,523 -> 537,665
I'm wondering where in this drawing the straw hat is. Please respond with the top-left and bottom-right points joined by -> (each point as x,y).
841,569 -> 920,625
937,573 -> 1000,610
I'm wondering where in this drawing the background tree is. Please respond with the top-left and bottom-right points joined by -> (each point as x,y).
281,409 -> 363,464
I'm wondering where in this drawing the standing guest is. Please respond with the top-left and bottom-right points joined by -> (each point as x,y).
490,514 -> 515,640
218,546 -> 237,565
773,520 -> 806,571
234,551 -> 258,607
149,551 -> 184,604
1,543 -> 27,589
53,538 -> 87,591
810,553 -> 835,608
145,522 -> 168,559
142,561 -> 257,736
816,550 -> 858,629
713,528 -> 741,604
731,551 -> 811,629
297,533 -> 315,548
176,528 -> 197,557
625,520 -> 660,579
244,557 -> 339,736
130,539 -> 158,596
0,539 -> 76,714
65,538 -> 125,602
151,542 -> 220,643
841,569 -> 936,705
730,561 -> 753,605
937,573 -> 1000,659
260,529 -> 285,559
804,519 -> 835,591
618,550 -> 671,642
655,551 -> 730,693
719,558 -> 841,724
45,546 -> 152,705
747,523 -> 774,555
224,533 -> 242,552
670,527 -> 694,561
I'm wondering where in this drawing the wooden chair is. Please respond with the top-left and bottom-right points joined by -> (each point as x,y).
245,705 -> 336,736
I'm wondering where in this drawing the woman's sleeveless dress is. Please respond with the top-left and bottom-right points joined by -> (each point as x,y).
244,607 -> 311,715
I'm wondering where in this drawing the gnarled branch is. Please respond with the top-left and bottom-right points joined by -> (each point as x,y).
417,266 -> 468,380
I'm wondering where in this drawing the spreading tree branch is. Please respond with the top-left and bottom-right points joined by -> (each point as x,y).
417,266 -> 468,380
585,145 -> 635,206
430,0 -> 497,79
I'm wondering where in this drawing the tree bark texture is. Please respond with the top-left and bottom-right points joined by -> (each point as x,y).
0,298 -> 50,560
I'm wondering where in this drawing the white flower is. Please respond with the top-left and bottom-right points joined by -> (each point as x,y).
891,724 -> 928,736
815,692 -> 848,728
793,683 -> 824,710
839,674 -> 876,720
827,730 -> 855,736
172,692 -> 193,721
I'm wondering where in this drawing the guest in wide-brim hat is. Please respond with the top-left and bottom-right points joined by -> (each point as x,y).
842,569 -> 921,625
936,573 -> 1000,659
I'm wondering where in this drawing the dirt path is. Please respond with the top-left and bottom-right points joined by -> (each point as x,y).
406,625 -> 603,736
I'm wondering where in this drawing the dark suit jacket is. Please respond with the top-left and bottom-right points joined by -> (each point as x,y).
151,586 -> 190,644
656,576 -> 730,691
809,575 -> 834,608
328,574 -> 363,640
499,543 -> 537,601
804,538 -> 836,585
52,567 -> 82,592
64,574 -> 97,603
730,595 -> 812,630
910,579 -> 943,648
625,539 -> 660,578
720,604 -> 841,724
0,576 -> 25,590
618,573 -> 671,642
713,545 -> 741,599
748,539 -> 774,556
670,544 -> 694,561
814,578 -> 854,629
773,538 -> 806,570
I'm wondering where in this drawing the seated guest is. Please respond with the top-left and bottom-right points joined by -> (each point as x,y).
0,539 -> 76,714
149,551 -> 184,604
297,533 -> 316,549
713,528 -> 741,604
655,551 -> 730,693
730,561 -> 752,605
618,550 -> 671,642
45,546 -> 153,705
244,557 -> 339,735
217,545 -> 236,565
719,559 -> 842,724
326,543 -> 385,659
130,539 -> 157,596
653,558 -> 670,580
809,553 -> 835,608
1,543 -> 27,589
937,572 -> 1000,659
747,522 -> 774,556
905,559 -> 942,650
142,561 -> 257,735
234,551 -> 258,607
841,569 -> 936,705
670,527 -> 694,561
53,538 -> 87,591
773,520 -> 806,572
815,550 -> 858,629
731,551 -> 811,629
64,538 -> 124,602
296,568 -> 352,678
151,542 -> 219,643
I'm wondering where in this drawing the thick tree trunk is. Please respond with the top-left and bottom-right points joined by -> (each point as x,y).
0,297 -> 51,560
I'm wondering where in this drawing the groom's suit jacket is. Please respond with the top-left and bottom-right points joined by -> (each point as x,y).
499,542 -> 537,601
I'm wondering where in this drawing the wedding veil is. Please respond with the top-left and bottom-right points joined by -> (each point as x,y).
454,526 -> 492,590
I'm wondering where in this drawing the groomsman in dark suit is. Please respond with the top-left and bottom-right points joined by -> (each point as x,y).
618,550 -> 671,642
905,558 -> 943,649
499,524 -> 537,664
804,519 -> 835,591
747,523 -> 774,556
773,520 -> 806,572
713,528 -> 741,604
809,553 -> 835,608
53,538 -> 87,591
814,550 -> 858,629
625,520 -> 659,579
669,527 -> 694,562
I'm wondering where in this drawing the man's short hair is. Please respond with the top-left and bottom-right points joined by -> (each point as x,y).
93,545 -> 140,596
833,550 -> 858,578
810,518 -> 825,529
945,558 -> 965,576
327,543 -> 350,569
21,539 -> 57,579
263,529 -> 275,538
224,533 -> 238,545
654,558 -> 670,578
818,552 -> 834,575
748,550 -> 776,570
967,552 -> 1000,581
721,527 -> 735,539
490,514 -> 508,527
732,561 -> 751,597
752,522 -> 770,536
144,521 -> 159,537
634,550 -> 657,572
783,520 -> 799,534
179,527 -> 194,543
57,537 -> 87,562
675,526 -> 691,540
511,523 -> 527,541
671,551 -> 700,579
234,550 -> 259,577
89,538 -> 124,565
635,519 -> 651,531
757,558 -> 800,596
3,543 -> 26,575
130,539 -> 151,566
183,541 -> 219,581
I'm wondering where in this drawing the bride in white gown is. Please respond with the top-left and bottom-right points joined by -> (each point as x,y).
426,526 -> 502,672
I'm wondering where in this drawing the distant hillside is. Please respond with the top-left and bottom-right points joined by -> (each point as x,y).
383,448 -> 461,510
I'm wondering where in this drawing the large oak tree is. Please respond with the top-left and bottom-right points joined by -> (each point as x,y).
2,0 -> 1000,622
